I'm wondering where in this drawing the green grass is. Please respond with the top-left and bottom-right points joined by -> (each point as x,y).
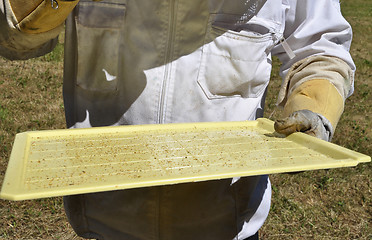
0,0 -> 371,239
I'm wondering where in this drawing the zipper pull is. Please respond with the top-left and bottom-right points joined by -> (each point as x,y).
279,37 -> 296,59
274,32 -> 296,59
51,0 -> 59,9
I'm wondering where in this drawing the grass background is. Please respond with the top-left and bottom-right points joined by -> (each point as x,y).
0,0 -> 371,239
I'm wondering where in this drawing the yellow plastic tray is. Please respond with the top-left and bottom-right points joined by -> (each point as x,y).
0,118 -> 370,201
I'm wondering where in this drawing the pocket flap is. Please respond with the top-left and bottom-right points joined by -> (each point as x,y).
78,2 -> 126,28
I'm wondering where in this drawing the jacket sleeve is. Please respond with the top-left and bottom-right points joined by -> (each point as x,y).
272,0 -> 355,107
0,0 -> 78,60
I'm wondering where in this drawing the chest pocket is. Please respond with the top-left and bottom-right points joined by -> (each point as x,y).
197,14 -> 275,99
75,1 -> 126,92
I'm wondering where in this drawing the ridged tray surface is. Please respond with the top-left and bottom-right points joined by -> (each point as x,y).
0,118 -> 370,200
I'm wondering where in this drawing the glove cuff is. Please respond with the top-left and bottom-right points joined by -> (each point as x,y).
316,112 -> 334,141
283,79 -> 344,129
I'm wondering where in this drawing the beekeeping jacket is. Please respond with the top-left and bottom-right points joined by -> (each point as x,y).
0,0 -> 355,239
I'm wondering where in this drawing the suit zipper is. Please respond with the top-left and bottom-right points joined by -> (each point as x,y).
158,0 -> 177,124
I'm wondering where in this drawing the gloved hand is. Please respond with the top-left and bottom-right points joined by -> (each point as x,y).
275,78 -> 346,142
9,0 -> 79,33
274,109 -> 333,141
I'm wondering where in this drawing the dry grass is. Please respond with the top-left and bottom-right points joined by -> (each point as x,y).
0,0 -> 371,239
0,41 -> 79,239
261,0 -> 372,239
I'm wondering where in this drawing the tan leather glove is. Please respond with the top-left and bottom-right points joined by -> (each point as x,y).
274,55 -> 353,142
9,0 -> 79,33
275,79 -> 344,141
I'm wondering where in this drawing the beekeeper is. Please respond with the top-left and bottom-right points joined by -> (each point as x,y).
0,0 -> 354,239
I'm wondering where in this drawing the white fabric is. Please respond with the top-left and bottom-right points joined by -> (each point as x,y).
237,178 -> 272,239
272,0 -> 355,100
0,0 -> 355,239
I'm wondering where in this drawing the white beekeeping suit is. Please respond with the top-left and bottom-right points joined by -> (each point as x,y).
0,0 -> 354,239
